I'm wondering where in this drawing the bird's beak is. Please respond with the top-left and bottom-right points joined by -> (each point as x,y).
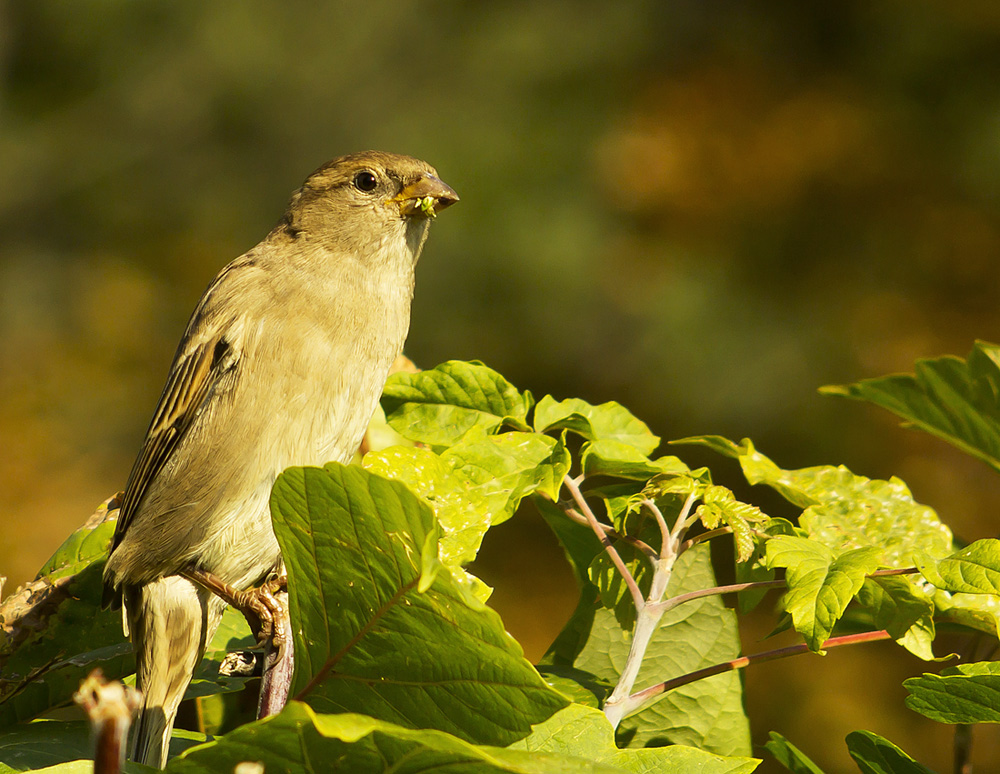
393,174 -> 459,218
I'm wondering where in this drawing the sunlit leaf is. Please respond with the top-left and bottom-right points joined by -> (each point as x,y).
382,361 -> 532,448
512,704 -> 760,774
765,537 -> 882,651
904,661 -> 1000,724
168,702 -> 621,774
675,436 -> 953,564
916,539 -> 1000,595
535,397 -> 659,455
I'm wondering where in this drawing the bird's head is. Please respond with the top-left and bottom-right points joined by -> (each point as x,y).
283,151 -> 458,267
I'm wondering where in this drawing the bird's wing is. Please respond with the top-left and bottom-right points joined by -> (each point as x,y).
111,330 -> 239,551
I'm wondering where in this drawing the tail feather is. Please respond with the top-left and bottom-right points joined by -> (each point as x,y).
125,576 -> 222,767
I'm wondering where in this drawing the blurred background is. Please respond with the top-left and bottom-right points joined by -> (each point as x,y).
4,1 -> 1000,770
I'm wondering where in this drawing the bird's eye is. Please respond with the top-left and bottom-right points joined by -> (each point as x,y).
352,171 -> 379,192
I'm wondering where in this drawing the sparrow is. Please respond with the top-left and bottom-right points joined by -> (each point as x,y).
101,151 -> 458,766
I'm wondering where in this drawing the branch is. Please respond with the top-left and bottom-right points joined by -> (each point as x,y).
625,629 -> 892,713
557,501 -> 657,561
679,526 -> 732,553
563,475 -> 644,610
604,491 -> 700,729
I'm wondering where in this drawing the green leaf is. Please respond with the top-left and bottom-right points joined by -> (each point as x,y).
0,506 -> 134,729
697,486 -> 763,563
381,361 -> 532,448
587,538 -> 652,631
917,539 -> 1000,594
845,730 -> 934,774
765,537 -> 882,651
676,437 -> 953,564
931,590 -> 1000,638
534,495 -> 604,589
512,704 -> 760,774
855,576 -> 937,661
168,701 -> 623,774
735,518 -> 798,615
904,661 -> 1000,723
822,340 -> 1000,474
270,463 -> 567,746
581,440 -> 690,480
364,433 -> 569,575
534,397 -> 660,455
763,732 -> 827,774
535,666 -> 611,709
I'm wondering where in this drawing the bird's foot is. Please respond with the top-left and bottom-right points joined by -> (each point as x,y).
182,569 -> 290,661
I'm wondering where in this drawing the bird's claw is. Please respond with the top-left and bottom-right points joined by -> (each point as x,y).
182,569 -> 290,664
233,576 -> 289,662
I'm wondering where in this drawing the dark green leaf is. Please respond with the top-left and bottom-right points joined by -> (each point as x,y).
189,607 -> 256,698
845,730 -> 935,774
822,340 -> 1000,474
545,539 -> 750,756
0,507 -> 133,728
763,732 -> 827,774
904,661 -> 1000,723
0,720 -> 204,772
270,464 -> 567,746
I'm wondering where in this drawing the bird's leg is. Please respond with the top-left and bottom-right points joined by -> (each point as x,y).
181,568 -> 289,661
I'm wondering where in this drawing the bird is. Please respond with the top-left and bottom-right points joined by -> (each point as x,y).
101,151 -> 458,766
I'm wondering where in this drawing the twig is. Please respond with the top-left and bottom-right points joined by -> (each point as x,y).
603,491 -> 699,729
652,578 -> 788,614
558,502 -> 658,561
563,475 -> 644,611
623,629 -> 892,716
679,526 -> 732,553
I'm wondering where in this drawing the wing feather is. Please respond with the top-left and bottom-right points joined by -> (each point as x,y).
111,335 -> 232,551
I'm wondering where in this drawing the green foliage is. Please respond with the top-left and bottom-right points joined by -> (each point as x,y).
10,351 -> 1000,772
676,436 -> 954,563
533,397 -> 660,455
0,508 -> 131,730
916,539 -> 1000,595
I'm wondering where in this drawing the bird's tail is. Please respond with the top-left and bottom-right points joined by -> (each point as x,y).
124,576 -> 221,767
